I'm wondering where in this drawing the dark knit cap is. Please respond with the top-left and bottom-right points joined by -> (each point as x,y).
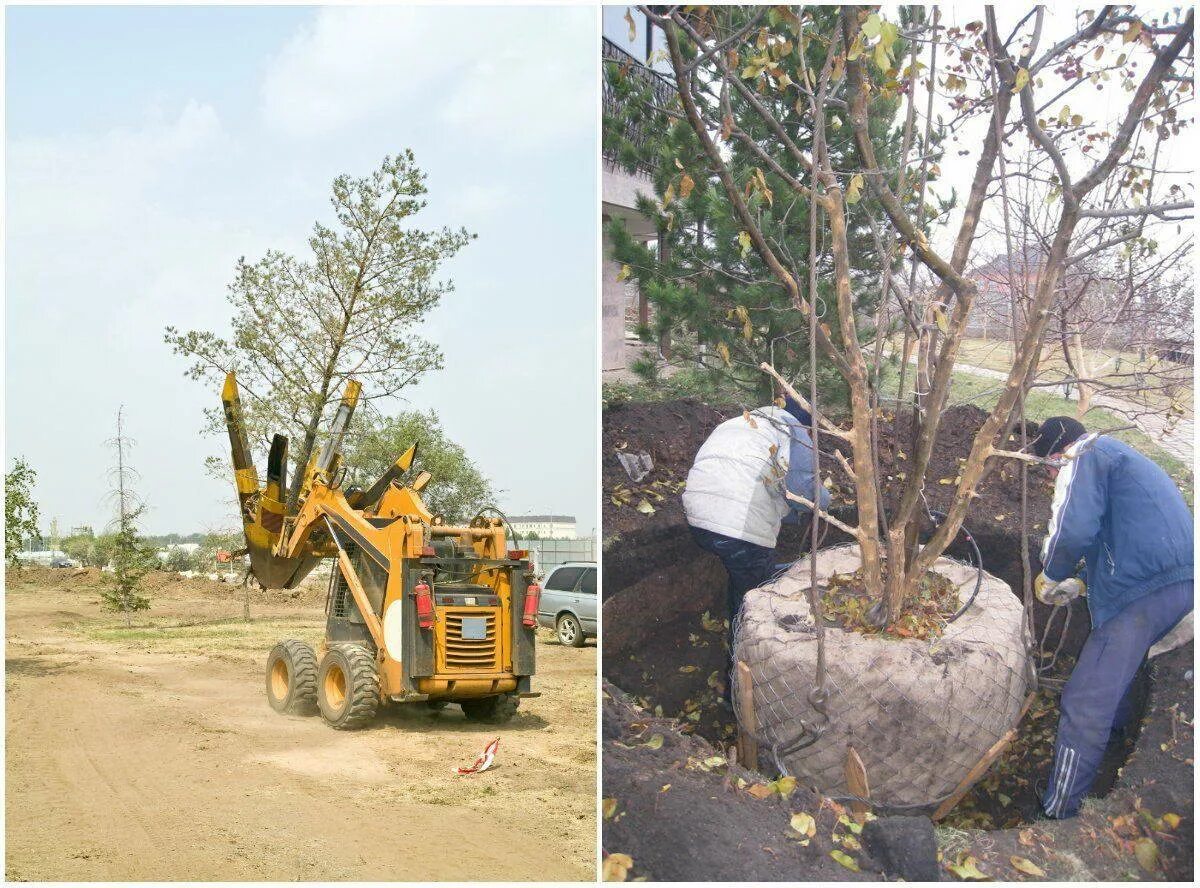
783,395 -> 813,428
1031,416 -> 1086,458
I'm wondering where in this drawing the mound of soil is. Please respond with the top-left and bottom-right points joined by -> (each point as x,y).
602,681 -> 881,882
603,398 -> 731,544
5,566 -> 326,607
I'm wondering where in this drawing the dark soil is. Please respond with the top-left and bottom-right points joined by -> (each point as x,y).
602,398 -> 1192,880
946,642 -> 1193,882
602,681 -> 882,882
603,398 -> 731,545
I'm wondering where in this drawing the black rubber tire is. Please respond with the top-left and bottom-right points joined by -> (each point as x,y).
266,639 -> 318,715
556,613 -> 586,648
461,692 -> 520,724
317,643 -> 380,729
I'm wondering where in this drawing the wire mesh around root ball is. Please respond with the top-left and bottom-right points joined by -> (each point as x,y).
732,543 -> 1033,812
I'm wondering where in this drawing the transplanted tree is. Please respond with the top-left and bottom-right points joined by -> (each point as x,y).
5,457 -> 40,569
647,4 -> 1192,622
343,408 -> 496,523
165,150 -> 474,509
607,7 -> 944,404
101,408 -> 155,625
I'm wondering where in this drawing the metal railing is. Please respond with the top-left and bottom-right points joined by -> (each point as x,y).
602,37 -> 676,173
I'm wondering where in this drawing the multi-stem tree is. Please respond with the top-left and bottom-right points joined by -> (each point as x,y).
166,150 -> 474,509
647,4 -> 1193,622
606,6 -> 939,404
101,407 -> 155,626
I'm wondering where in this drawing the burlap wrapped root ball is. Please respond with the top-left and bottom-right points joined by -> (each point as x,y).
733,543 -> 1031,810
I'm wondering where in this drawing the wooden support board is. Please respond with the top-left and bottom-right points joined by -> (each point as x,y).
735,661 -> 759,772
844,746 -> 870,821
932,691 -> 1037,821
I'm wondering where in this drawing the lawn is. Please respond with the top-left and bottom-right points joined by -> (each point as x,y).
954,337 -> 1193,416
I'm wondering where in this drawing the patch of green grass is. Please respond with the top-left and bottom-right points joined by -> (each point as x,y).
877,363 -> 1192,501
603,367 -> 751,409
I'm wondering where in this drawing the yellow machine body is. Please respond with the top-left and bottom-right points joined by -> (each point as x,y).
223,372 -> 537,714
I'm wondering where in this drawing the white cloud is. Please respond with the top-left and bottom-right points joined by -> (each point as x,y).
259,6 -> 594,149
8,101 -> 229,231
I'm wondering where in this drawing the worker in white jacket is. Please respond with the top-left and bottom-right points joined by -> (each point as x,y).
684,397 -> 831,646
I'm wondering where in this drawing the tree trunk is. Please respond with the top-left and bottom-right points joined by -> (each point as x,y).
823,191 -> 883,593
1070,333 -> 1092,417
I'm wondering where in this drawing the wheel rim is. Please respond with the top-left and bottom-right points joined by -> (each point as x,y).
270,658 -> 290,702
324,663 -> 347,713
560,619 -> 577,644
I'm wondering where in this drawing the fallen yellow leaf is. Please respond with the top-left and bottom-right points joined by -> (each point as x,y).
603,852 -> 633,882
830,849 -> 860,872
947,855 -> 988,880
1010,856 -> 1045,877
1134,837 -> 1158,873
790,811 -> 816,837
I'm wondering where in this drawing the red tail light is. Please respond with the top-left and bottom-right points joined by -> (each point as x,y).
522,583 -> 541,628
415,581 -> 434,629
507,548 -> 528,561
421,545 -> 436,557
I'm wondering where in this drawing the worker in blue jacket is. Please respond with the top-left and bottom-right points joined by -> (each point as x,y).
1031,416 -> 1193,819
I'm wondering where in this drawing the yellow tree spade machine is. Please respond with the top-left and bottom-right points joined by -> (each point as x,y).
221,372 -> 541,729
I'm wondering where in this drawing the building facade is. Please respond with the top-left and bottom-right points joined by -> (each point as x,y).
601,13 -> 669,378
510,514 -> 578,539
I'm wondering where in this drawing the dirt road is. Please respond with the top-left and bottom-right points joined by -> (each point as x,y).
5,569 -> 596,881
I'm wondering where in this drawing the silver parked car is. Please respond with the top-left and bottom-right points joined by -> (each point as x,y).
537,561 -> 597,647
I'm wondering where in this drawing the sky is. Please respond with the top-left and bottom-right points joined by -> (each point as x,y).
6,5 -> 599,537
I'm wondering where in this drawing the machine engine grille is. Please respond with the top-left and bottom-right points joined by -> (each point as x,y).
443,609 -> 498,670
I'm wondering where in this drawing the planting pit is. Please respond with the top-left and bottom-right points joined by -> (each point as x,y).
603,399 -> 1191,880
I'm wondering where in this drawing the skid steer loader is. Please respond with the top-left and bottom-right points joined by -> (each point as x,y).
221,372 -> 540,729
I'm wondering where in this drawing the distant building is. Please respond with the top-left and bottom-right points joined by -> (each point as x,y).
510,515 -> 577,540
602,13 -> 672,378
156,542 -> 202,563
15,550 -> 69,566
960,252 -> 1045,341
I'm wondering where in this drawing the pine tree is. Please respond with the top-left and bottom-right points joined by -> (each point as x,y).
165,150 -> 474,509
605,7 -> 943,404
101,407 -> 154,626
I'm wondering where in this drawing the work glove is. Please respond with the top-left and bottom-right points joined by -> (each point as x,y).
1035,572 -> 1086,607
